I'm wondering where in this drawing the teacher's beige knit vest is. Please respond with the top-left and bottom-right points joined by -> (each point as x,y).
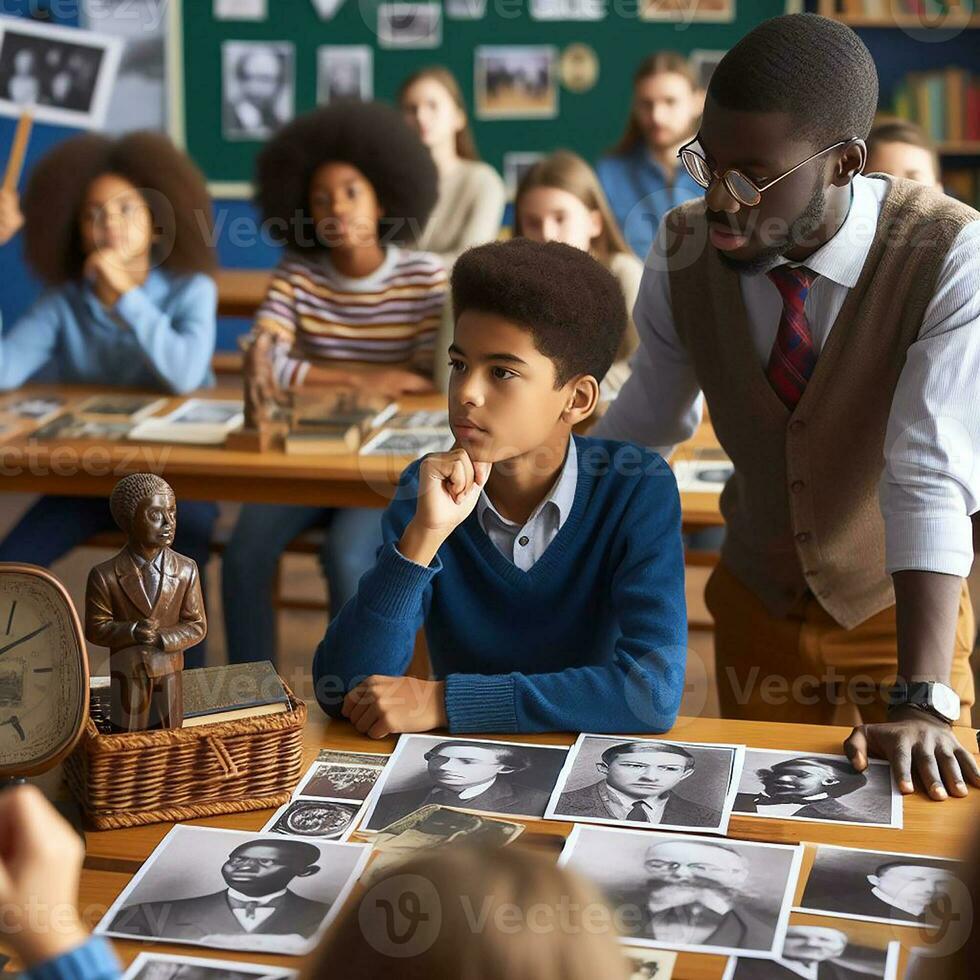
664,175 -> 978,628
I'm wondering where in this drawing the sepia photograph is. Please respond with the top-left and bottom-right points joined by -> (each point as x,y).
796,844 -> 968,928
359,734 -> 570,832
221,41 -> 293,140
97,826 -> 370,955
75,394 -> 166,421
623,944 -> 678,979
640,0 -> 735,22
316,748 -> 389,767
0,15 -> 122,128
475,46 -> 558,120
722,923 -> 900,980
296,761 -> 384,802
122,952 -> 296,980
317,46 -> 372,104
733,750 -> 902,828
377,4 -> 442,50
263,798 -> 361,842
559,824 -> 803,957
545,734 -> 744,834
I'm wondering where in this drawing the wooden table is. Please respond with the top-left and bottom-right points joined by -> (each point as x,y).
214,269 -> 272,320
0,386 -> 725,527
76,715 -> 979,980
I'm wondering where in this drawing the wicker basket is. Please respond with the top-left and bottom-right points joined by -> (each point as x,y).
64,682 -> 307,830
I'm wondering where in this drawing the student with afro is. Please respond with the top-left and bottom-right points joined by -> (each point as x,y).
313,237 -> 687,736
597,14 -> 980,802
222,101 -> 449,666
0,132 -> 218,666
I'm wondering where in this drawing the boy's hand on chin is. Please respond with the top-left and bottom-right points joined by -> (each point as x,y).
399,448 -> 491,566
342,676 -> 447,738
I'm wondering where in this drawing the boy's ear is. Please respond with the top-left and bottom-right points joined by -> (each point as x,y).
561,375 -> 600,425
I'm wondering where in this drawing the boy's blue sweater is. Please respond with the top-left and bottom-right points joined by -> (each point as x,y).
313,436 -> 688,734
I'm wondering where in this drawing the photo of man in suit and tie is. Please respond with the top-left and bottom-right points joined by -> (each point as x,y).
548,737 -> 738,832
363,736 -> 566,831
109,838 -> 330,943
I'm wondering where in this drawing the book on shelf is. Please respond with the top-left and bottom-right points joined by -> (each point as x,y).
181,661 -> 291,728
893,67 -> 980,144
284,390 -> 397,455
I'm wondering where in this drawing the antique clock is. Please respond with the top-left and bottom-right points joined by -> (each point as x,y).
0,563 -> 89,779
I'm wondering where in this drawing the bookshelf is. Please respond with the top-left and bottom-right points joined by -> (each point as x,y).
816,1 -> 980,27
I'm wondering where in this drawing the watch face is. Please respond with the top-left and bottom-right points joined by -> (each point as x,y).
0,566 -> 88,776
932,684 -> 961,722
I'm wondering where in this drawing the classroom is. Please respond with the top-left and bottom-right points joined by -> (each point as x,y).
0,1 -> 978,978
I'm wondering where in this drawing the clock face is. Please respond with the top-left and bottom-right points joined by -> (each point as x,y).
0,565 -> 88,777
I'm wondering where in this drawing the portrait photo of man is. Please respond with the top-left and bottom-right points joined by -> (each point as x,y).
221,42 -> 293,139
726,925 -> 897,980
799,844 -> 965,927
736,756 -> 867,821
99,827 -> 370,955
552,739 -> 731,829
362,735 -> 567,831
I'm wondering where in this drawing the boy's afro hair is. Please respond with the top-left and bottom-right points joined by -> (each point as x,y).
254,101 -> 438,250
451,239 -> 627,386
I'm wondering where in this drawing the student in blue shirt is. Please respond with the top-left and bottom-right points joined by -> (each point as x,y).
596,52 -> 705,260
0,133 -> 218,666
314,238 -> 687,737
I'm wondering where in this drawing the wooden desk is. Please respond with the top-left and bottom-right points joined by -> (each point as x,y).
214,269 -> 272,320
0,386 -> 726,527
76,715 -> 978,980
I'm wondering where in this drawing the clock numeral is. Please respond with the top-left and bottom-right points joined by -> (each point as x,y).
33,667 -> 53,674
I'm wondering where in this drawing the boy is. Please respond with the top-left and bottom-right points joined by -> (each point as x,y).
313,238 -> 687,736
597,14 -> 980,801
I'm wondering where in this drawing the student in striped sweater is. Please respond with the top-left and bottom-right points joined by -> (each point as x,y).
222,102 -> 448,665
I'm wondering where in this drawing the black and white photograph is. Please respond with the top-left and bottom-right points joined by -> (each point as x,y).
122,952 -> 296,980
722,924 -> 900,980
316,46 -> 372,105
165,399 -> 244,426
377,3 -> 442,50
689,48 -> 726,91
296,761 -> 384,802
671,457 -> 734,495
97,825 -> 370,955
0,15 -> 122,128
213,0 -> 268,19
262,798 -> 361,842
359,734 -> 570,832
796,844 -> 968,928
80,0 -> 168,133
316,748 -> 389,767
475,45 -> 558,120
559,824 -> 803,958
446,0 -> 488,17
311,0 -> 347,18
221,41 -> 293,140
503,151 -> 545,199
75,394 -> 166,422
545,734 -> 744,834
1,395 -> 66,421
623,945 -> 678,979
32,414 -> 132,441
530,0 -> 605,19
360,428 -> 455,458
733,750 -> 902,829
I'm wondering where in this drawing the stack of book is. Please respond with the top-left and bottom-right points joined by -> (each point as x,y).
284,390 -> 397,455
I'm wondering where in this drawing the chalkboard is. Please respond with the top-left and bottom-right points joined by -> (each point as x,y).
171,0 -> 788,196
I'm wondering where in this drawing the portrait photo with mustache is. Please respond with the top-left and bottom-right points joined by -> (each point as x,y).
546,734 -> 744,833
723,922 -> 899,980
559,824 -> 803,957
733,749 -> 901,828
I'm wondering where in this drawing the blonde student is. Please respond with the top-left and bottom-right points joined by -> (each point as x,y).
515,149 -> 643,395
399,65 -> 506,269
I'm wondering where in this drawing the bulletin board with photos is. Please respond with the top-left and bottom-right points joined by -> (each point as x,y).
172,0 -> 787,196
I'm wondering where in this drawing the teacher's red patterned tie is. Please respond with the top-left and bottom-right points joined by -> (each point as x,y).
766,265 -> 818,410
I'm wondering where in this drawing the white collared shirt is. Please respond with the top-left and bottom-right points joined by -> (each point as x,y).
477,437 -> 578,571
226,886 -> 287,932
596,173 -> 980,579
753,791 -> 830,817
603,782 -> 670,823
456,777 -> 497,801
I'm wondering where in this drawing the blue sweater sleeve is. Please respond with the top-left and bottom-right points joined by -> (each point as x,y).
443,472 -> 688,734
313,463 -> 438,717
114,273 -> 216,394
24,937 -> 121,980
0,290 -> 64,391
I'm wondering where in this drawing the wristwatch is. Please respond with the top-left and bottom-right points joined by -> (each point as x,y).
886,680 -> 961,725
